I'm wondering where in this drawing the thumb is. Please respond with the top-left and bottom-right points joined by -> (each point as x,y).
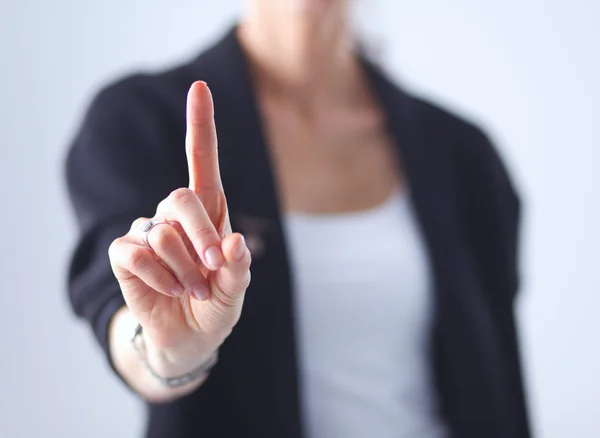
211,233 -> 251,307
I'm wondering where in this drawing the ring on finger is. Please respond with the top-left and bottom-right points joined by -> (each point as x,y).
140,219 -> 171,248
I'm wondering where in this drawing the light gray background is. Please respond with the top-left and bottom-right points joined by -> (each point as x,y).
1,1 -> 598,437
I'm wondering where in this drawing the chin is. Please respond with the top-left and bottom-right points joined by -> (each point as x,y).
278,0 -> 341,14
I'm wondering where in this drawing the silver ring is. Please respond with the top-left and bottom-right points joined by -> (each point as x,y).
140,219 -> 169,248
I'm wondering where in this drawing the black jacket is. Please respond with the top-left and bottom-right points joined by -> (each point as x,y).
66,25 -> 531,438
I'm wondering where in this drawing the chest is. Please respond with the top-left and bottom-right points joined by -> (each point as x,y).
259,98 -> 402,214
281,191 -> 445,438
283,189 -> 434,351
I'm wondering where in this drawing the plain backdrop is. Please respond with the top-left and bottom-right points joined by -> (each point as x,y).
1,1 -> 598,437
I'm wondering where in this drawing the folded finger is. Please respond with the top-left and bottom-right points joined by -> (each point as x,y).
212,233 -> 251,308
146,222 -> 210,301
159,188 -> 225,271
110,240 -> 184,298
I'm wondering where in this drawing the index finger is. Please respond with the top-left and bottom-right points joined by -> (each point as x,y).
186,81 -> 222,195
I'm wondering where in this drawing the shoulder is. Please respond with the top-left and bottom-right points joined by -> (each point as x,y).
399,90 -> 522,292
406,92 -> 518,201
83,28 -> 234,130
407,93 -> 497,163
383,81 -> 521,243
83,64 -> 193,132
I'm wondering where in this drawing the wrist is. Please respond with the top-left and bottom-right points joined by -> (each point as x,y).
141,330 -> 218,380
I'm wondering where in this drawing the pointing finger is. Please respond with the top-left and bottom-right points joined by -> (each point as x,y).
186,81 -> 222,197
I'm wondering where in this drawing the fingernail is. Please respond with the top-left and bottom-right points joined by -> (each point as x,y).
171,284 -> 185,297
234,235 -> 247,261
205,245 -> 224,270
192,284 -> 210,301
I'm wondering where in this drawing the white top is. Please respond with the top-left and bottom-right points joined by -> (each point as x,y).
282,188 -> 448,438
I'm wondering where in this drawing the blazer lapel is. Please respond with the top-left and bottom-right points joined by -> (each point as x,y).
362,59 -> 513,438
207,27 -> 305,438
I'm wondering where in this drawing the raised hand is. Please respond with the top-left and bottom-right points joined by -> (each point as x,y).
108,82 -> 251,371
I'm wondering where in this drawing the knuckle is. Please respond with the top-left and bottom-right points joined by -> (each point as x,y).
108,236 -> 130,264
213,276 -> 248,308
187,133 -> 204,149
241,271 -> 251,291
235,249 -> 252,270
156,198 -> 169,214
215,288 -> 243,309
150,225 -> 175,249
108,237 -> 121,259
242,250 -> 252,268
169,187 -> 195,205
192,226 -> 217,244
189,143 -> 217,159
130,217 -> 148,231
127,247 -> 148,272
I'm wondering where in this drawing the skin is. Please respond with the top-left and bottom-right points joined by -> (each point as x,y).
108,0 -> 401,403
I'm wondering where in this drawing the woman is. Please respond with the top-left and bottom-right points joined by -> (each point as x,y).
66,1 -> 530,437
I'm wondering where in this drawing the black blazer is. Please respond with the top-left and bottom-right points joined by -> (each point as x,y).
66,25 -> 531,438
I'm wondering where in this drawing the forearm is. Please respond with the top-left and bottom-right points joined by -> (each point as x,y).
108,306 -> 210,403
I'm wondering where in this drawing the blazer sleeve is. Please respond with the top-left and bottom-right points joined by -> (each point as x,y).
459,125 -> 531,437
460,126 -> 522,299
65,76 -> 183,370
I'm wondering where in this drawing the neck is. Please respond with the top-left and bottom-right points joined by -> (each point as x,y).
238,2 -> 359,99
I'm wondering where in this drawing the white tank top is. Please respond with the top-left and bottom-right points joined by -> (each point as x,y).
282,188 -> 448,438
